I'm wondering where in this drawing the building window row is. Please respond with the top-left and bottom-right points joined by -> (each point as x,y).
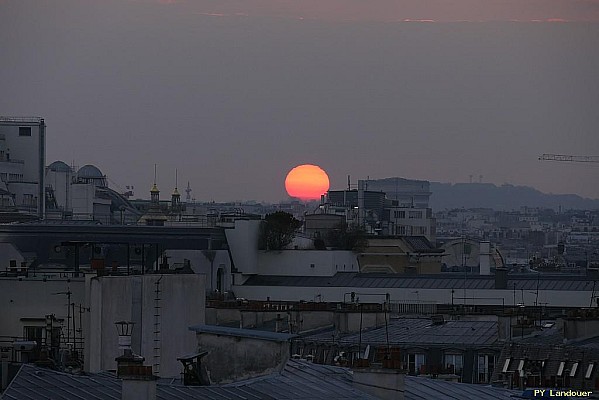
445,353 -> 464,375
22,194 -> 37,207
4,173 -> 24,182
478,354 -> 495,383
394,210 -> 406,219
408,352 -> 494,383
409,211 -> 423,219
413,226 -> 427,235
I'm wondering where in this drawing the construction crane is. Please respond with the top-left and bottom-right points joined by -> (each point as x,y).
539,154 -> 599,163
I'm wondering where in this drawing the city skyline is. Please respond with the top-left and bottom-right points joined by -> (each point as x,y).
1,0 -> 598,202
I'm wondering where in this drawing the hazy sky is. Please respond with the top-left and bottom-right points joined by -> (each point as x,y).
1,0 -> 598,202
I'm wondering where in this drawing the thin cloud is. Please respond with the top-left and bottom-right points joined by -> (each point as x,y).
148,0 -> 599,22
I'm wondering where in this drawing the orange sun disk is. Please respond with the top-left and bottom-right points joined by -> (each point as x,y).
285,164 -> 330,201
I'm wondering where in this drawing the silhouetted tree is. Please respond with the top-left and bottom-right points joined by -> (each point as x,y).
326,222 -> 368,252
259,211 -> 302,251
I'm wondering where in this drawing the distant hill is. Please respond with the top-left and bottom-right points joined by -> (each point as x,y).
430,182 -> 599,211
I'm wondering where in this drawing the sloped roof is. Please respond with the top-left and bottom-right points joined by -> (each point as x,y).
47,161 -> 72,173
401,236 -> 443,253
302,317 -> 499,348
189,325 -> 297,342
1,360 -> 377,400
242,272 -> 595,291
77,164 -> 104,179
1,359 -> 522,400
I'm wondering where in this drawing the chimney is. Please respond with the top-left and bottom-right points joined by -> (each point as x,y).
352,368 -> 405,400
479,241 -> 491,275
114,321 -> 157,400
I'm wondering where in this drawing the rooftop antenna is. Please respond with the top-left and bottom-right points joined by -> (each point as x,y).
347,175 -> 350,191
185,182 -> 192,203
175,169 -> 178,190
154,164 -> 157,185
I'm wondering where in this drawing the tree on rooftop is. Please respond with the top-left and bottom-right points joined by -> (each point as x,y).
258,211 -> 302,251
325,222 -> 368,252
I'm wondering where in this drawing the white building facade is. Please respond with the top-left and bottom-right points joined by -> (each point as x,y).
0,117 -> 46,219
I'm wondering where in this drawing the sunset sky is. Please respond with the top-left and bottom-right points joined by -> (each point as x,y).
1,0 -> 598,201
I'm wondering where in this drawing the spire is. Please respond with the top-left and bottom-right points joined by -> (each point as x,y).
171,169 -> 181,212
138,164 -> 167,226
185,182 -> 192,203
172,169 -> 180,196
150,164 -> 159,203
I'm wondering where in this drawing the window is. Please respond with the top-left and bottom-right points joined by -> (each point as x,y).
216,266 -> 225,292
570,362 -> 579,377
23,326 -> 43,343
557,361 -> 565,377
23,194 -> 35,206
409,211 -> 423,219
394,210 -> 405,219
444,353 -> 463,376
585,363 -> 594,379
408,353 -> 426,375
19,127 -> 32,136
502,358 -> 511,373
413,226 -> 427,235
478,354 -> 496,383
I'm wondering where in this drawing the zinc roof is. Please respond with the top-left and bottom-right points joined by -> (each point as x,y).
243,272 -> 595,291
2,360 -> 519,400
302,317 -> 499,348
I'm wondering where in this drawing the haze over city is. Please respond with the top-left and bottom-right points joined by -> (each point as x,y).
1,0 -> 598,202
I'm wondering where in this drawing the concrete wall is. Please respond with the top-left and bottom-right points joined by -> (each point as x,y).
0,243 -> 25,269
165,249 -> 231,293
564,319 -> 599,340
122,379 -> 157,400
0,277 -> 86,338
352,368 -> 405,400
225,220 -> 260,275
336,311 -> 388,334
233,285 -> 594,308
45,168 -> 72,211
6,182 -> 38,210
0,119 -> 45,217
86,274 -> 205,378
205,308 -> 387,335
205,308 -> 241,327
195,333 -> 289,383
258,250 -> 358,276
0,123 -> 42,184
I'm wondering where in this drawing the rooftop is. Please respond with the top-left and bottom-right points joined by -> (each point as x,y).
301,317 -> 499,348
188,325 -> 297,342
2,360 -> 520,400
242,272 -> 596,291
0,116 -> 43,124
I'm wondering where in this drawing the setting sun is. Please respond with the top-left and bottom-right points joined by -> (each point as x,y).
285,164 -> 330,201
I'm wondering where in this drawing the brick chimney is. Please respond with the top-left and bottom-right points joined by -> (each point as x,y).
114,321 -> 157,400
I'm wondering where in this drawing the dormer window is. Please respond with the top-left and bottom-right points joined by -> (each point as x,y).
585,363 -> 594,379
557,361 -> 565,377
